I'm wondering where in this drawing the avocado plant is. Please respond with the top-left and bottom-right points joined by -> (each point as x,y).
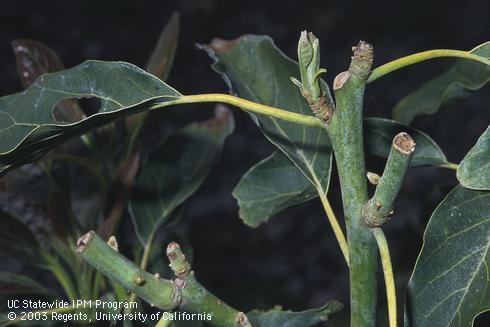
0,13 -> 489,327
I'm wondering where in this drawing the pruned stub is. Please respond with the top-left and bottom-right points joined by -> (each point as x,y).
393,132 -> 416,155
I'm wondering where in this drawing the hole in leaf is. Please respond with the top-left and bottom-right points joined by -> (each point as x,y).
53,97 -> 101,123
78,97 -> 102,117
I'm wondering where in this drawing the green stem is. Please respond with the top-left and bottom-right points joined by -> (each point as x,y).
363,132 -> 415,227
166,242 -> 252,327
326,41 -> 378,327
372,228 -> 397,327
150,93 -> 323,128
77,231 -> 180,310
368,49 -> 490,83
76,232 -> 251,327
363,132 -> 415,327
126,232 -> 156,313
437,162 -> 458,170
318,191 -> 349,266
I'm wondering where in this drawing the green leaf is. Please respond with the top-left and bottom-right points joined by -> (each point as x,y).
0,60 -> 181,175
248,300 -> 343,327
233,117 -> 446,228
392,42 -> 490,124
405,186 -> 490,326
364,117 -> 447,166
203,35 -> 333,202
457,125 -> 490,190
0,272 -> 48,295
232,151 -> 317,227
129,106 -> 234,245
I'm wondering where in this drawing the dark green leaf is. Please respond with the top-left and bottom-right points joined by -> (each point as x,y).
0,60 -> 181,175
392,42 -> 490,124
457,125 -> 490,190
145,12 -> 180,80
203,35 -> 333,202
233,117 -> 446,228
12,39 -> 85,123
0,211 -> 45,268
0,272 -> 48,295
364,117 -> 447,166
232,151 -> 317,227
248,300 -> 343,327
129,106 -> 234,245
405,186 -> 490,326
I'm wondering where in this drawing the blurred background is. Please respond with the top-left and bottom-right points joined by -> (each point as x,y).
0,0 -> 489,325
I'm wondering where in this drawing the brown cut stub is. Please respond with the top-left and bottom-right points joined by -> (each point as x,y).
349,41 -> 374,80
236,312 -> 251,327
333,71 -> 351,90
393,132 -> 416,155
76,231 -> 96,253
107,235 -> 119,252
166,242 -> 180,259
353,41 -> 374,57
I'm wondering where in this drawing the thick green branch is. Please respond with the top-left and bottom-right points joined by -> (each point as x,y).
327,41 -> 378,327
362,132 -> 415,227
76,232 -> 250,327
77,232 -> 180,309
368,49 -> 490,83
363,132 -> 415,327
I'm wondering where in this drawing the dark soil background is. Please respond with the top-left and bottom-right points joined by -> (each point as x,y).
0,0 -> 489,326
